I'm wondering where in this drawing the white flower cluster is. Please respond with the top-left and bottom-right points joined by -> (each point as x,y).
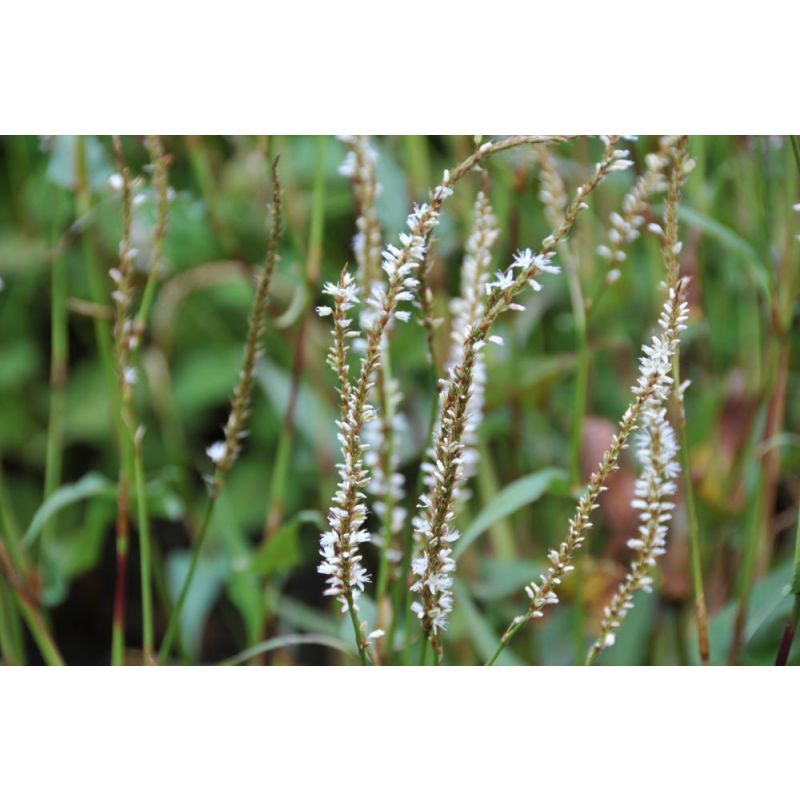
339,137 -> 409,571
440,191 -> 499,496
317,273 -> 373,612
486,247 -> 560,298
411,243 -> 563,638
536,147 -> 567,229
359,203 -> 434,334
110,201 -> 143,393
633,283 -> 689,404
523,282 -> 688,622
593,406 -> 680,653
409,448 -> 459,634
338,136 -> 383,294
318,183 -> 448,617
598,137 -> 634,174
629,409 -> 680,565
597,136 -> 677,266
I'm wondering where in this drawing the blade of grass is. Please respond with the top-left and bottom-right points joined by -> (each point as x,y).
218,633 -> 353,666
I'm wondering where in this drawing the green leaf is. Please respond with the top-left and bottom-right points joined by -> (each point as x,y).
676,204 -> 769,295
703,560 -> 793,665
219,633 -> 353,665
250,510 -> 323,577
276,596 -> 341,638
166,550 -> 227,660
211,490 -> 265,644
454,468 -> 568,560
22,472 -> 115,549
42,498 -> 116,606
172,344 -> 242,417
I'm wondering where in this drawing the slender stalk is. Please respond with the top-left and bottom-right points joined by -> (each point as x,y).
659,136 -> 710,665
730,475 -> 763,664
339,137 -> 403,657
75,137 -> 133,663
407,138 -> 629,659
263,136 -> 326,539
0,578 -> 24,665
419,632 -> 429,666
75,138 -> 122,435
157,499 -> 215,664
186,135 -> 237,255
158,159 -> 282,663
109,136 -> 165,664
0,541 -> 64,666
16,594 -> 64,666
349,604 -> 370,666
136,135 -> 170,329
0,462 -> 35,665
132,136 -> 170,663
132,435 -> 154,661
487,618 -> 524,666
672,355 -> 710,665
730,136 -> 795,663
488,273 -> 688,665
326,137 -> 567,665
0,469 -> 27,585
562,242 -> 589,663
255,139 -> 325,662
111,457 -> 131,665
43,189 -> 70,558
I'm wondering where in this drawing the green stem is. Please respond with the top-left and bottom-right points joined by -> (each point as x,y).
75,138 -> 120,425
16,592 -> 65,666
348,604 -> 369,666
419,634 -> 429,666
672,358 -> 710,665
486,618 -> 525,666
0,455 -> 28,575
0,579 -> 24,665
186,136 -> 237,255
132,436 -> 154,662
563,242 -> 588,664
157,498 -> 216,664
730,470 -> 764,664
135,137 -> 169,331
263,136 -> 327,540
404,136 -> 431,200
76,137 -> 135,663
43,189 -> 70,558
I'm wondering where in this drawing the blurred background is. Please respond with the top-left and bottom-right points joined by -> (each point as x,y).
0,135 -> 797,665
